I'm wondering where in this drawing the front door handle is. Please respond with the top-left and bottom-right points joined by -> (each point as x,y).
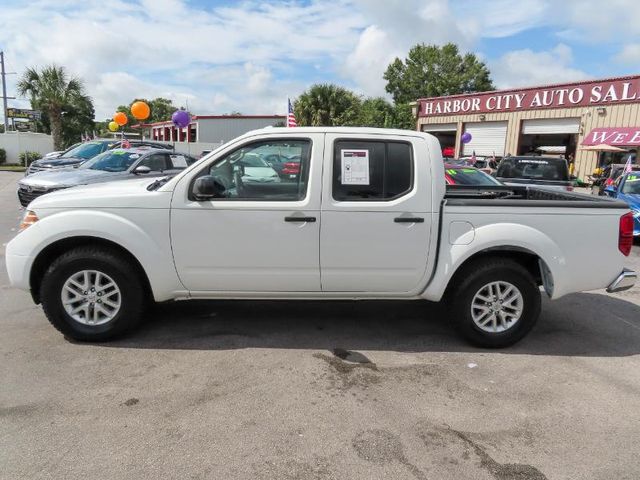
285,216 -> 316,223
394,217 -> 424,223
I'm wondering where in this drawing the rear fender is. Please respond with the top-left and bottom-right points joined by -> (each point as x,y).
421,222 -> 565,301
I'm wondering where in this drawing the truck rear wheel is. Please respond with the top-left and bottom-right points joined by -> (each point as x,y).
448,258 -> 541,348
40,247 -> 146,341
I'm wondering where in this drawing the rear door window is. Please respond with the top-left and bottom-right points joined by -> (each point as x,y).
332,140 -> 413,201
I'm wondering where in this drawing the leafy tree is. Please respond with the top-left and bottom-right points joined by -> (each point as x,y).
384,43 -> 494,104
357,97 -> 394,128
17,65 -> 88,150
117,97 -> 177,126
388,103 -> 415,130
147,97 -> 175,122
294,84 -> 361,126
59,94 -> 95,146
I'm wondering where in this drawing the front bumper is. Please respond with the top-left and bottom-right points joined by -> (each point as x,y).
606,268 -> 637,293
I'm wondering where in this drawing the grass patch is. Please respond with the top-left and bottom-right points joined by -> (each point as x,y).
0,165 -> 26,172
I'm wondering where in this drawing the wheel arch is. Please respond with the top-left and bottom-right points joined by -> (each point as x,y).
29,236 -> 153,304
422,222 -> 564,302
444,247 -> 551,298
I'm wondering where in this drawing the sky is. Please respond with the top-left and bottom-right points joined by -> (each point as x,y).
1,0 -> 640,121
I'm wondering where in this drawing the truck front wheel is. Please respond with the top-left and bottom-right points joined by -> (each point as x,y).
448,258 -> 541,348
40,247 -> 146,341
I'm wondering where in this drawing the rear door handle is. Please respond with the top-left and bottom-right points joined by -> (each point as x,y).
285,216 -> 316,223
394,217 -> 424,223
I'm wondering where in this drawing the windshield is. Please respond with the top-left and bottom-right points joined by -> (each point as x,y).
60,141 -> 106,160
622,174 -> 640,194
497,157 -> 569,181
80,150 -> 140,172
445,167 -> 502,186
238,153 -> 269,168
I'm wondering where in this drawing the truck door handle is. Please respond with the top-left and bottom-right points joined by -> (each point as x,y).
285,216 -> 316,223
394,217 -> 424,223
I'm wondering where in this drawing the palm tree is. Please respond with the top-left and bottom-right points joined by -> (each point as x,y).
17,65 -> 86,150
294,84 -> 361,126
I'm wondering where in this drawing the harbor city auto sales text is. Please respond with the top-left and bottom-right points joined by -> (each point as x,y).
420,81 -> 640,116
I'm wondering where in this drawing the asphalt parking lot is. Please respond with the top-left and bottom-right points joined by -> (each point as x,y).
1,171 -> 639,480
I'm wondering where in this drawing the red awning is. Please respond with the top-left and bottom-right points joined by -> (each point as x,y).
582,127 -> 640,146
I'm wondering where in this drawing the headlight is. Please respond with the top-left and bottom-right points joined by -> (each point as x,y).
19,210 -> 39,231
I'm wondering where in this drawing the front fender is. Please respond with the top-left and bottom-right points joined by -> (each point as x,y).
6,209 -> 184,301
421,222 -> 566,302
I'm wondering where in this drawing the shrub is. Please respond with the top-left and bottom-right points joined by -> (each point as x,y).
0,148 -> 6,165
19,151 -> 42,166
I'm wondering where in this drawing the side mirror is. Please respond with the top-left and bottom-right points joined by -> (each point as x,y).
193,175 -> 226,200
133,165 -> 151,175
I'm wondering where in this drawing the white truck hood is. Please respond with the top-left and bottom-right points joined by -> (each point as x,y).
28,177 -> 173,210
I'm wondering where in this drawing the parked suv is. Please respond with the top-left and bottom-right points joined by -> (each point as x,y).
26,139 -> 174,176
18,148 -> 196,206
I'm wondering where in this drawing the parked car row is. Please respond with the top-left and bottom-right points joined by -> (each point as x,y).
18,147 -> 196,207
26,139 -> 173,176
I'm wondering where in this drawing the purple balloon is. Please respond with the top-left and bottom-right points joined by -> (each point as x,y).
461,132 -> 472,144
172,110 -> 191,128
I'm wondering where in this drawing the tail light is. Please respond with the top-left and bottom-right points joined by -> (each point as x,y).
619,212 -> 634,256
282,162 -> 300,174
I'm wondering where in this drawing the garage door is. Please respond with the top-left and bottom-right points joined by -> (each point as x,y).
522,118 -> 580,135
462,121 -> 507,156
421,123 -> 457,132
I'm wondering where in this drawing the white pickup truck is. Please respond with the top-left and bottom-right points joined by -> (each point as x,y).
6,127 -> 637,347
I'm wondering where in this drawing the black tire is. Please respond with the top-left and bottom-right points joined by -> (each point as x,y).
40,246 -> 146,341
447,258 -> 541,348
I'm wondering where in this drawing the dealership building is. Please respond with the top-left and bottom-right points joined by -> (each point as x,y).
148,114 -> 285,144
416,75 -> 640,179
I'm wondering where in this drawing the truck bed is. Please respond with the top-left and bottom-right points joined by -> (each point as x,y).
445,185 -> 629,208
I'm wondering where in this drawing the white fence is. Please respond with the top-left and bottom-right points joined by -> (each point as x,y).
151,140 -> 225,157
0,132 -> 54,164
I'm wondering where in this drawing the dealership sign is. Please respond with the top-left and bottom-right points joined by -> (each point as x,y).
6,108 -> 42,120
419,76 -> 640,117
582,127 -> 640,146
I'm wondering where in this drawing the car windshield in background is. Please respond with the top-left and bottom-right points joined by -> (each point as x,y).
81,150 -> 140,172
60,141 -> 105,159
497,157 -> 569,181
445,167 -> 502,186
239,154 -> 269,167
622,175 -> 640,194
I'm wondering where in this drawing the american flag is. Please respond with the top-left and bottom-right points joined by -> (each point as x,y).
287,98 -> 297,127
624,155 -> 633,173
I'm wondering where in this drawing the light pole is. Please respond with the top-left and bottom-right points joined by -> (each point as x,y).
1,51 -> 9,133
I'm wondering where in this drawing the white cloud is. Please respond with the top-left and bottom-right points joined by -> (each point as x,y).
0,0 -> 362,119
491,44 -> 590,89
1,0 -> 639,124
615,44 -> 640,65
342,26 -> 399,97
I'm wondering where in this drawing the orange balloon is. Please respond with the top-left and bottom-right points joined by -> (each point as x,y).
113,111 -> 128,126
131,101 -> 150,121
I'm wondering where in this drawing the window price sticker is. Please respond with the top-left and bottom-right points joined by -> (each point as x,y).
341,149 -> 370,185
